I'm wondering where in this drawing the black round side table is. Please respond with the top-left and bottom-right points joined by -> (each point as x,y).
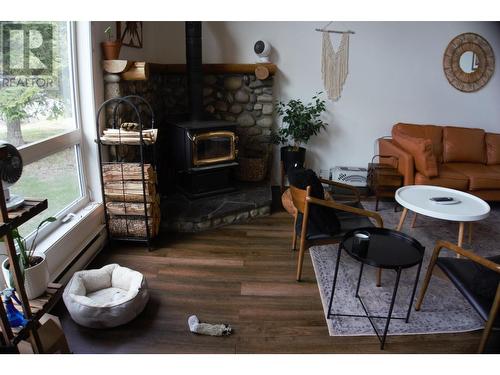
327,227 -> 425,349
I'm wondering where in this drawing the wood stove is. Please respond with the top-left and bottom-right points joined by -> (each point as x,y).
171,120 -> 238,197
168,22 -> 240,198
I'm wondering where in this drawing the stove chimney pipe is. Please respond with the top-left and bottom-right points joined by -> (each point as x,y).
185,21 -> 203,122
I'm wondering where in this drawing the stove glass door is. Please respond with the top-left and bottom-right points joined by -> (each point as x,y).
192,131 -> 236,166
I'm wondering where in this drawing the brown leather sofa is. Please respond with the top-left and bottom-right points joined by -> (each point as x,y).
379,123 -> 500,201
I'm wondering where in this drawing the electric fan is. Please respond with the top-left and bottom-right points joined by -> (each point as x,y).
0,143 -> 24,211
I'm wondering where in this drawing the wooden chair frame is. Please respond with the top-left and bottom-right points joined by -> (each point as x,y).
415,240 -> 500,353
290,179 -> 383,281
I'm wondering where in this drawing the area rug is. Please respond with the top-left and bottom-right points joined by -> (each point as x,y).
310,200 -> 500,336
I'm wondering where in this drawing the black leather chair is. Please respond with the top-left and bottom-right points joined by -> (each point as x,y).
416,240 -> 500,353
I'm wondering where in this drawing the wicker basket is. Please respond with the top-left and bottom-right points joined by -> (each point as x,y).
235,156 -> 268,182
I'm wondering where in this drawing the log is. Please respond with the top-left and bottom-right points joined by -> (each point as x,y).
255,65 -> 270,80
104,191 -> 157,203
102,60 -> 133,74
108,215 -> 160,238
106,201 -> 158,216
121,62 -> 149,80
100,128 -> 157,145
103,129 -> 157,139
102,163 -> 156,182
100,137 -> 155,145
104,181 -> 156,196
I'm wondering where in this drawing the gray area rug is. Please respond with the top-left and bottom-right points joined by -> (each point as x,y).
310,200 -> 500,336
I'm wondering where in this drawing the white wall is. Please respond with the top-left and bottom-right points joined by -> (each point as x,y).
92,21 -> 500,185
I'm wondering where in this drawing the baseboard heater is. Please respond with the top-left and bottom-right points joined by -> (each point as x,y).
53,226 -> 107,285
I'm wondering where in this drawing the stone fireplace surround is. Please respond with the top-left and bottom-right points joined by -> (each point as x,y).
103,62 -> 276,232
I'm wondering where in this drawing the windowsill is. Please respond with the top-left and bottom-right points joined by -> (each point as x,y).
35,201 -> 105,280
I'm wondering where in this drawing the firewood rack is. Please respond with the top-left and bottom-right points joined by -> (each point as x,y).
95,95 -> 159,250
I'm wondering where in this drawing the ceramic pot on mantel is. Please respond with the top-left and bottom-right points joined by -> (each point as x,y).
2,253 -> 49,300
101,40 -> 122,60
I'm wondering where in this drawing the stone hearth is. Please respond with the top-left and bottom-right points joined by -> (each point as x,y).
161,182 -> 271,232
102,62 -> 277,232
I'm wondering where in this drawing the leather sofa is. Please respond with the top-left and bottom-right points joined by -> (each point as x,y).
379,123 -> 500,201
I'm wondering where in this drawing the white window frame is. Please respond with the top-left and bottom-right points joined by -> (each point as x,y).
16,21 -> 90,244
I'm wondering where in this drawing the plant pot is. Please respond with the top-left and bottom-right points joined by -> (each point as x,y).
2,254 -> 49,300
280,146 -> 306,173
101,40 -> 122,60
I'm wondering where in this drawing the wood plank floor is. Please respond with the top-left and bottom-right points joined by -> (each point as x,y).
54,211 -> 493,354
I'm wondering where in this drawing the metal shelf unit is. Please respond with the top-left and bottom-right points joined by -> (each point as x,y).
95,95 -> 158,250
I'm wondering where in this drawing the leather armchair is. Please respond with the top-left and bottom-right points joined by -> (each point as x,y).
290,180 -> 383,281
416,240 -> 500,353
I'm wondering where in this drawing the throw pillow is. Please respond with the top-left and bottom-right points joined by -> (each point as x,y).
392,130 -> 438,177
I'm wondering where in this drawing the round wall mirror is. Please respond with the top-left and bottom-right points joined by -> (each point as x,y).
443,33 -> 495,92
459,51 -> 479,73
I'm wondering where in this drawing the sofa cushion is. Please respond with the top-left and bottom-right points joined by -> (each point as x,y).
443,126 -> 486,163
393,123 -> 444,162
392,130 -> 438,177
445,163 -> 500,191
486,133 -> 500,165
414,163 -> 469,191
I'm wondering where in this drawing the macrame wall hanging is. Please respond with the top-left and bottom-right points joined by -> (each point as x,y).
316,23 -> 355,101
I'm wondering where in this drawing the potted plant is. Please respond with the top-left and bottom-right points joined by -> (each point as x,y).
101,26 -> 122,60
2,217 -> 56,300
271,93 -> 328,173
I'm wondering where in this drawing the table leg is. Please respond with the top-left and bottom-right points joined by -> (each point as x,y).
355,262 -> 365,297
396,207 -> 408,231
410,213 -> 418,228
406,261 -> 423,323
468,222 -> 473,245
381,268 -> 402,350
457,222 -> 465,258
327,247 -> 343,319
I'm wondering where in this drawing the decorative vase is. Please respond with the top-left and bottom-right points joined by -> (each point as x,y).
2,253 -> 49,300
280,146 -> 306,173
101,40 -> 122,60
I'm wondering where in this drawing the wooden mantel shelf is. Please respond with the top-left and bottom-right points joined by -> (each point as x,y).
103,60 -> 277,81
149,63 -> 277,75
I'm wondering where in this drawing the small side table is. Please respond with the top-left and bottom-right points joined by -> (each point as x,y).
368,158 -> 403,211
327,227 -> 424,349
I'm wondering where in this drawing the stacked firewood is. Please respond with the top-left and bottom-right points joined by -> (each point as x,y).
102,163 -> 160,238
100,128 -> 158,145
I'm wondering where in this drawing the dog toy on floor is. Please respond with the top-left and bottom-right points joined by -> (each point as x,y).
188,315 -> 232,336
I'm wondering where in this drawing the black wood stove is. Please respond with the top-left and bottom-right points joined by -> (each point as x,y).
170,22 -> 238,198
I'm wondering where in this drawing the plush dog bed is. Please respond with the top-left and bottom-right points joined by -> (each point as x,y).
63,264 -> 149,328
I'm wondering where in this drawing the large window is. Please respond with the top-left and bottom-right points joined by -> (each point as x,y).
0,21 -> 87,238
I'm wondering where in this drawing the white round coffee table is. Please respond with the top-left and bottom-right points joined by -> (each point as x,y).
395,185 -> 490,248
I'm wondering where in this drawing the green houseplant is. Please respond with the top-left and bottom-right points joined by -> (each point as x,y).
271,93 -> 328,172
1,217 -> 56,299
101,25 -> 122,60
